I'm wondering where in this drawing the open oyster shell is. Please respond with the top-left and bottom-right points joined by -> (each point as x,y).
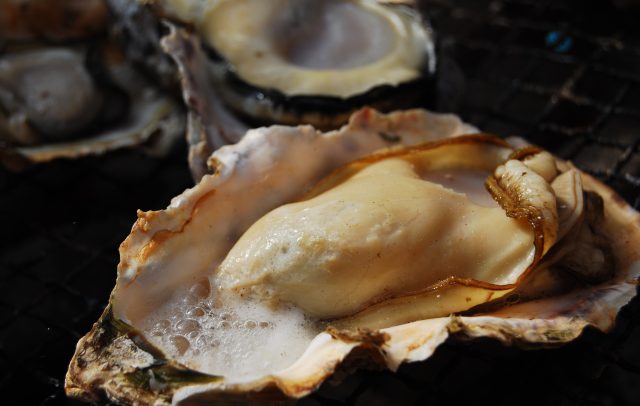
0,0 -> 185,170
147,0 -> 435,124
66,108 -> 640,405
123,0 -> 436,179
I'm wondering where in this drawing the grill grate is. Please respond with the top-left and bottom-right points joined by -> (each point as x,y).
1,0 -> 639,405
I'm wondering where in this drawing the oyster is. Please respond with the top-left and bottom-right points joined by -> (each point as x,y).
66,108 -> 640,404
127,0 -> 436,179
0,0 -> 184,169
148,0 -> 434,125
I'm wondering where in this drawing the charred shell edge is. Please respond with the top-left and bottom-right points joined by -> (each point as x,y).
65,296 -> 600,404
65,305 -> 221,406
201,43 -> 438,131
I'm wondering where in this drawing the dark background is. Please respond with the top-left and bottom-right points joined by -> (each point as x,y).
1,0 -> 640,404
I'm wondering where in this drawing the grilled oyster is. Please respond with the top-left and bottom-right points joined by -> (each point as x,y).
121,0 -> 435,179
0,0 -> 184,169
149,0 -> 434,125
66,109 -> 640,404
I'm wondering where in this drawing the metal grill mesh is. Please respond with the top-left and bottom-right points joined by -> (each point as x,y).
1,0 -> 639,404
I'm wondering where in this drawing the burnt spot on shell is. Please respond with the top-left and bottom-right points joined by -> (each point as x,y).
326,326 -> 390,346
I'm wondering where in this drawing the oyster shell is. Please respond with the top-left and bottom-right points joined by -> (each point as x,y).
130,0 -> 436,179
66,108 -> 640,404
0,0 -> 184,169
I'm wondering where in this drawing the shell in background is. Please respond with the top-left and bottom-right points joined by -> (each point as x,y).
0,0 -> 185,170
135,0 -> 438,180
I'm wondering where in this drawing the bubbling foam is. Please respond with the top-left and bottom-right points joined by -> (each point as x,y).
140,277 -> 322,382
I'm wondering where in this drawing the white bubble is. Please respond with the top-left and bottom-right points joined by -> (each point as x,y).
189,278 -> 211,299
153,319 -> 171,330
182,294 -> 199,306
176,319 -> 200,334
187,307 -> 206,318
171,335 -> 190,355
195,335 -> 208,348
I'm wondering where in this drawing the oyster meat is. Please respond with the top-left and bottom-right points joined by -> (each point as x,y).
66,108 -> 640,404
150,0 -> 435,124
0,0 -> 185,169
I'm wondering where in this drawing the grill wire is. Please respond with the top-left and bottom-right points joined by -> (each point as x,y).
1,0 -> 639,404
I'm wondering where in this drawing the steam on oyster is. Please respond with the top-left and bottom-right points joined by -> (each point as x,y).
125,0 -> 435,179
0,0 -> 184,169
66,108 -> 640,405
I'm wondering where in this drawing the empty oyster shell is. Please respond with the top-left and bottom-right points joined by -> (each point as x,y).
0,0 -> 185,169
66,109 -> 640,404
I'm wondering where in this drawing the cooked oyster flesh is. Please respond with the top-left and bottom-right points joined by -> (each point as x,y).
271,0 -> 398,69
217,141 -> 537,320
0,48 -> 103,142
201,0 -> 430,97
